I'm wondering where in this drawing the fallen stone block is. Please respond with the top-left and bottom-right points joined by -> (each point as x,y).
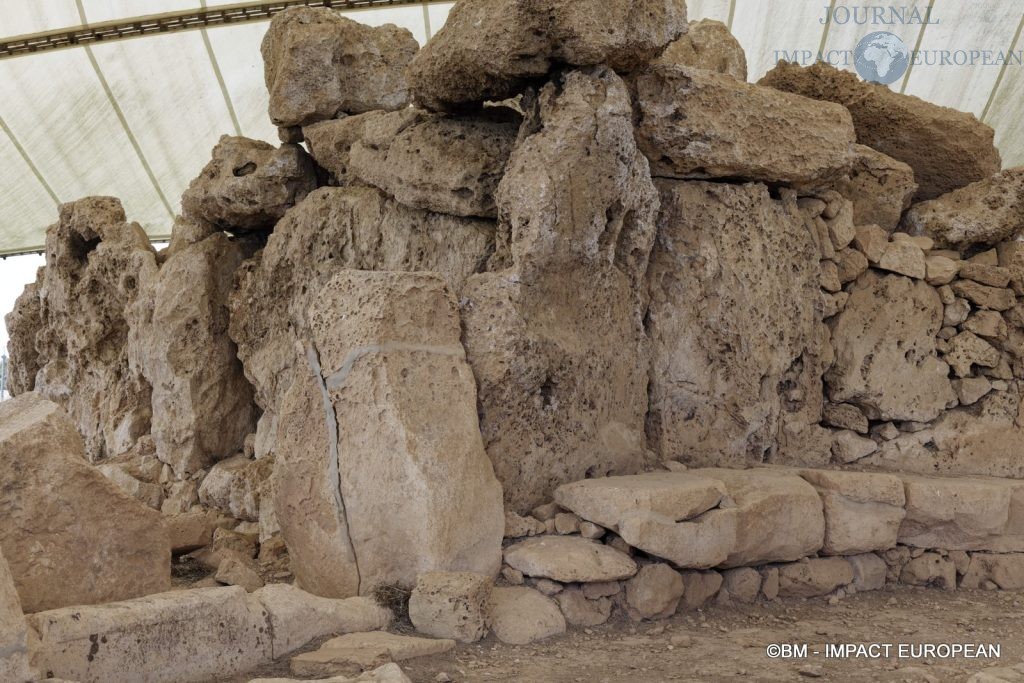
656,19 -> 747,81
760,61 -> 1001,200
901,168 -> 1024,250
552,472 -> 727,530
406,0 -> 687,111
408,571 -> 491,643
835,144 -> 917,232
798,469 -> 906,555
488,586 -> 566,645
290,632 -> 454,678
960,553 -> 1024,590
181,136 -> 316,232
503,536 -> 637,583
0,546 -> 31,683
262,7 -> 419,127
0,393 -> 170,613
275,271 -> 504,597
693,468 -> 825,567
632,64 -> 854,184
776,557 -> 854,598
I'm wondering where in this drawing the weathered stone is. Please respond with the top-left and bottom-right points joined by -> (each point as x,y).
555,587 -> 612,626
229,185 -> 494,448
199,455 -> 273,522
252,663 -> 412,683
503,536 -> 637,583
26,197 -> 157,461
0,546 -> 31,682
409,571 -> 492,643
760,566 -> 780,600
96,461 -> 164,509
617,508 -> 737,569
553,512 -> 580,535
898,475 -> 1016,550
945,298 -> 972,327
504,511 -> 545,538
165,510 -> 235,553
760,61 -> 1001,200
951,280 -> 1016,311
346,108 -> 518,218
960,553 -> 1024,590
798,469 -> 905,555
553,472 -> 727,530
831,430 -> 878,464
961,263 -> 1012,289
4,279 -> 42,396
836,247 -> 869,284
777,558 -> 853,598
632,64 -> 854,184
835,145 -> 917,232
302,112 -> 384,184
0,393 -> 170,612
488,586 -> 566,645
262,7 -> 418,127
656,19 -> 746,81
900,553 -> 956,590
926,255 -> 960,286
953,376 -> 994,406
188,527 -> 257,572
827,272 -> 955,422
181,136 -> 315,232
680,570 -> 722,609
406,0 -> 687,111
945,331 -> 1000,378
893,232 -> 934,250
216,556 -> 265,592
133,233 -> 256,477
876,239 -> 926,278
290,633 -> 454,677
823,403 -> 869,434
694,468 -> 825,567
847,553 -> 887,592
901,169 -> 1024,249
648,180 -> 826,467
275,271 -> 504,597
719,567 -> 760,603
820,260 -> 842,292
463,68 -> 656,511
853,224 -> 889,263
532,578 -> 562,596
624,563 -> 685,620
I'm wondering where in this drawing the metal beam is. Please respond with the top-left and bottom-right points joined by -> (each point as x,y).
0,0 -> 450,60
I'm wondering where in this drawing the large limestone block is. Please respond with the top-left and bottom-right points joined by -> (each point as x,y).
631,64 -> 854,184
0,547 -> 31,683
132,233 -> 256,477
406,0 -> 687,111
181,136 -> 316,232
656,19 -> 746,81
4,279 -> 42,396
826,272 -> 955,422
0,393 -> 170,613
898,474 -> 1023,551
229,185 -> 494,419
760,61 -> 1001,200
346,108 -> 518,218
693,468 -> 825,567
836,144 -> 917,232
29,197 -> 157,461
276,271 -> 504,597
553,472 -> 727,529
647,180 -> 828,467
462,67 -> 657,511
261,7 -> 419,127
900,168 -> 1024,250
798,469 -> 906,555
503,536 -> 638,582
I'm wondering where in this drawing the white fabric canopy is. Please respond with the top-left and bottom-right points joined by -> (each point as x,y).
0,0 -> 1021,255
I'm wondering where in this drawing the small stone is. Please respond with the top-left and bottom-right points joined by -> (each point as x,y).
504,510 -> 546,539
937,284 -> 956,304
892,232 -> 934,250
555,587 -> 612,626
876,422 -> 900,440
533,578 -> 564,596
822,403 -> 869,434
925,255 -> 960,286
290,632 -> 455,676
554,512 -> 581,535
836,247 -> 869,284
214,556 -> 264,593
945,331 -> 1001,377
943,299 -> 971,327
719,567 -> 761,604
579,521 -> 605,539
877,239 -> 926,279
819,260 -> 842,292
959,263 -> 1012,288
409,571 -> 492,643
831,430 -> 878,463
504,536 -> 638,583
826,200 -> 857,250
951,280 -> 1015,311
971,249 -> 1000,265
582,581 -> 621,600
963,310 -> 1007,339
680,570 -> 722,610
777,558 -> 854,598
760,566 -> 780,601
822,291 -> 849,318
847,553 -> 887,592
952,377 -> 993,406
853,224 -> 889,263
624,563 -> 685,620
531,503 -> 560,522
900,553 -> 956,591
501,566 -> 525,586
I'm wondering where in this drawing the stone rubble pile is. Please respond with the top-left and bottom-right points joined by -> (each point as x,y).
1,0 -> 1023,680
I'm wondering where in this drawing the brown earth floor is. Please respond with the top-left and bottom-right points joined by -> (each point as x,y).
234,585 -> 1024,683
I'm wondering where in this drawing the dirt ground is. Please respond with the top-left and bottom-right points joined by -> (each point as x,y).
235,585 -> 1024,683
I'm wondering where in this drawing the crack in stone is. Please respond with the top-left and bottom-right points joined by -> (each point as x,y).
324,342 -> 466,391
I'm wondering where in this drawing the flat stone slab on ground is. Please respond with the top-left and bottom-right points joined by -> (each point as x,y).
290,632 -> 455,677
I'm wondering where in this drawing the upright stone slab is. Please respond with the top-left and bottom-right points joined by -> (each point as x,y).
647,180 -> 829,467
0,393 -> 170,612
275,271 -> 504,596
132,233 -> 256,477
631,64 -> 855,184
760,61 -> 1001,200
462,67 -> 658,511
0,547 -> 32,683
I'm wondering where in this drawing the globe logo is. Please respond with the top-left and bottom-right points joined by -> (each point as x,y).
854,31 -> 910,85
